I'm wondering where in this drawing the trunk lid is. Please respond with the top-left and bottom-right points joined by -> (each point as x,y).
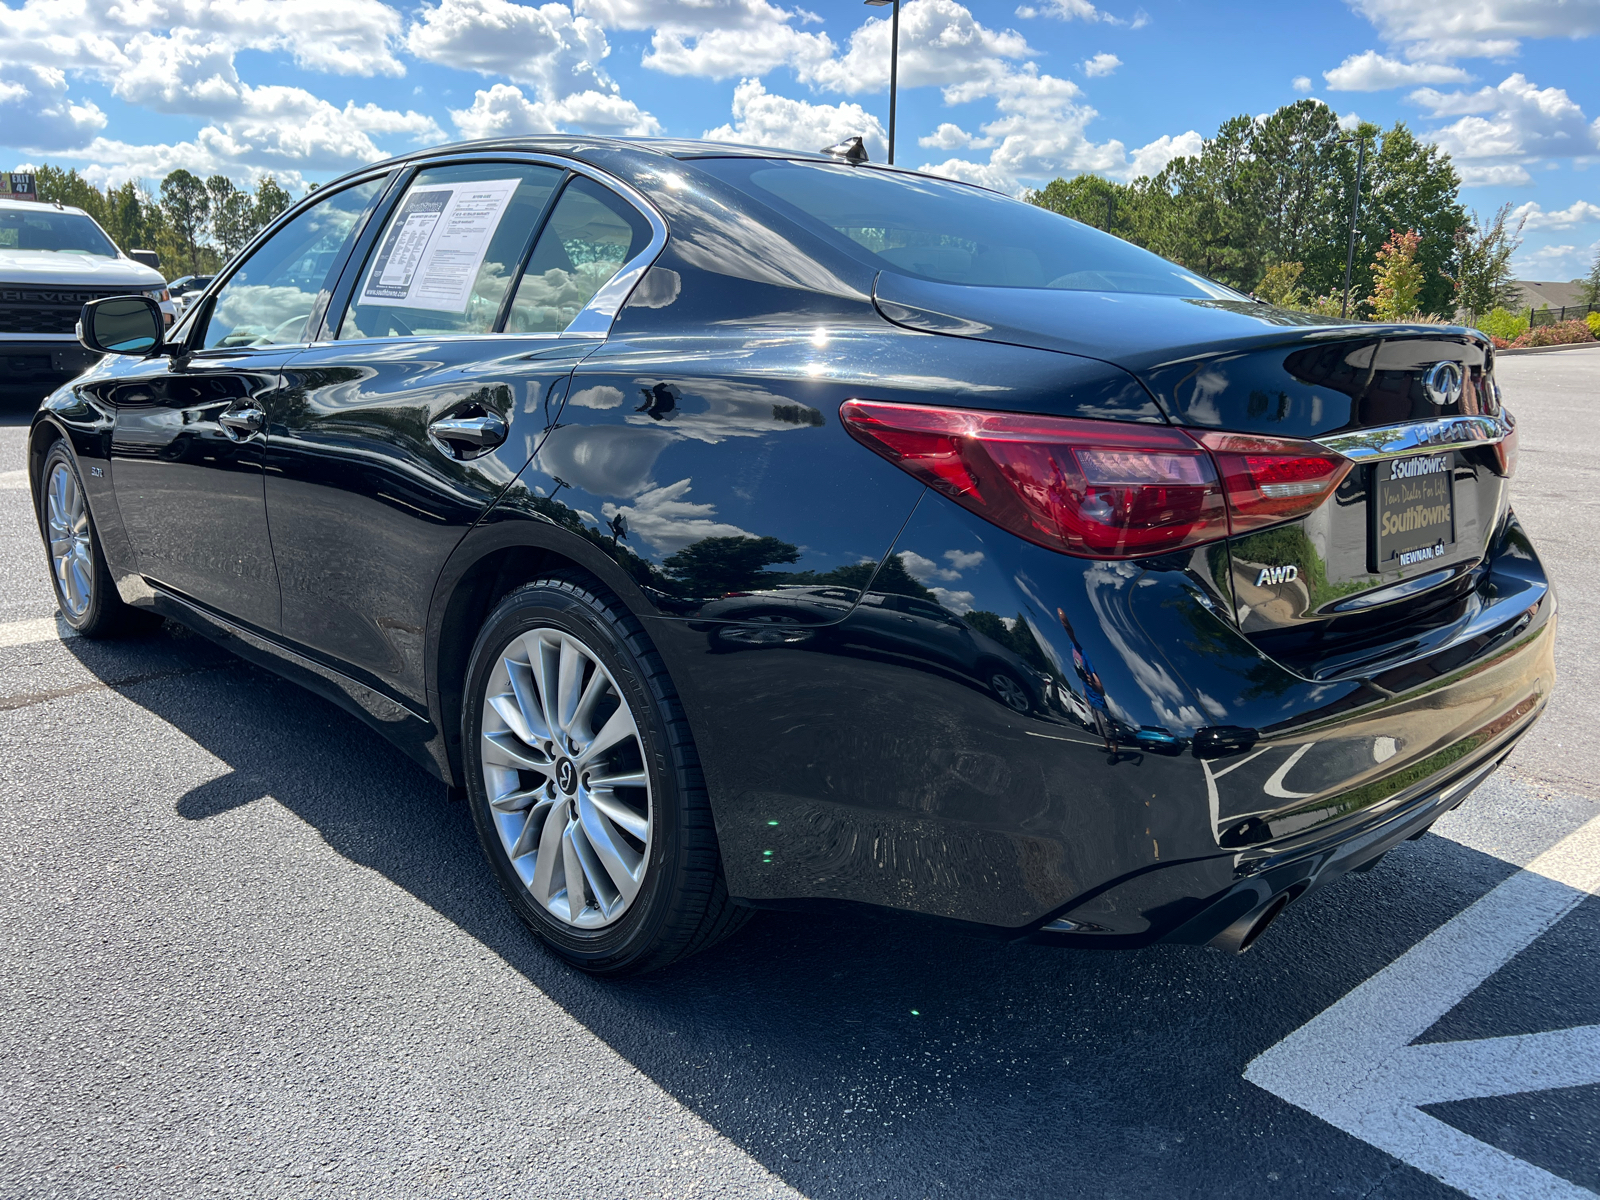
872,274 -> 1513,679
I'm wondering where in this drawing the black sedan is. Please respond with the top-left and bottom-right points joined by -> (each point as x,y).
32,137 -> 1553,974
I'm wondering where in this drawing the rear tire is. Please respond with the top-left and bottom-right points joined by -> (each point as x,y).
462,574 -> 748,976
37,442 -> 161,639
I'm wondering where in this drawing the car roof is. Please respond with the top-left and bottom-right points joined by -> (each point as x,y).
317,135 -> 975,196
0,197 -> 89,216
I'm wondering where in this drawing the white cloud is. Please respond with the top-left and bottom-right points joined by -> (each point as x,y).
898,550 -> 962,583
1323,51 -> 1473,92
1424,74 -> 1600,185
1016,0 -> 1146,25
919,122 -> 990,150
1510,239 -> 1600,278
1408,85 -> 1500,117
703,78 -> 886,160
943,549 -> 985,570
407,0 -> 609,95
1511,199 -> 1600,230
803,0 -> 1032,95
930,587 -> 975,614
643,24 -> 834,80
0,64 -> 107,152
1082,52 -> 1121,78
576,0 -> 804,34
452,82 -> 660,137
0,0 -> 405,79
601,479 -> 754,556
575,0 -> 835,80
0,0 -> 438,181
1125,129 -> 1201,178
1292,75 -> 1313,93
1347,0 -> 1600,60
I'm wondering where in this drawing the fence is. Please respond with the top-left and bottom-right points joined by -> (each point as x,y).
1529,303 -> 1599,327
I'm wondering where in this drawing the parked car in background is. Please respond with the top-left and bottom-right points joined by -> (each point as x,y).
1,197 -> 168,394
166,274 -> 214,316
32,136 -> 1553,976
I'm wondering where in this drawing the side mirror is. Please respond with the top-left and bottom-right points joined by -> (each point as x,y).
79,295 -> 165,357
128,249 -> 161,271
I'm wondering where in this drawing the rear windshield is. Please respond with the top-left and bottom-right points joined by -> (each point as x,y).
694,158 -> 1239,298
0,208 -> 119,256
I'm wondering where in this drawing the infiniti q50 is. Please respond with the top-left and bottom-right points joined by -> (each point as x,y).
32,137 -> 1552,974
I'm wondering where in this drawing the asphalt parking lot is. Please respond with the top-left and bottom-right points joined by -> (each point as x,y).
2,349 -> 1598,1200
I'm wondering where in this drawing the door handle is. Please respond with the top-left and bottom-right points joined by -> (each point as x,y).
218,405 -> 265,438
429,412 -> 508,454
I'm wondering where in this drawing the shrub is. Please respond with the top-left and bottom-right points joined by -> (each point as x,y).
1256,261 -> 1306,308
1368,229 -> 1424,321
1507,320 -> 1597,349
1587,311 -> 1600,338
1475,306 -> 1528,341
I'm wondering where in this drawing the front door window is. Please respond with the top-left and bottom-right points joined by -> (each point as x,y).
199,177 -> 387,350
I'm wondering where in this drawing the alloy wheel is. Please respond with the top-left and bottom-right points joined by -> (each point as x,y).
479,626 -> 652,929
46,462 -> 93,617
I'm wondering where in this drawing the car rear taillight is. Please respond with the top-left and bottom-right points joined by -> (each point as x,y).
1191,432 -> 1353,535
839,401 -> 1227,558
840,401 -> 1356,559
1492,414 -> 1518,477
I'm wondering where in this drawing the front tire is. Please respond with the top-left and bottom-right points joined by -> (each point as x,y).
462,575 -> 747,976
37,441 -> 159,639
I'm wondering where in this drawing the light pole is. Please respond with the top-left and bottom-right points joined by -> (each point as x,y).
863,0 -> 899,165
1339,131 -> 1370,319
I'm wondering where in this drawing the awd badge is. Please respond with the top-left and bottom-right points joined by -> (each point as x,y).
1254,564 -> 1299,587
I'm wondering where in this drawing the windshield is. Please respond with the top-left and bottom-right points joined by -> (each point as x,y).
0,208 -> 119,257
693,159 -> 1242,299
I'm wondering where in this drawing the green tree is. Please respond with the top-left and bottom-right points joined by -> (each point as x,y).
1447,203 -> 1525,320
1367,229 -> 1424,320
254,175 -> 293,230
1255,261 -> 1306,308
1025,101 -> 1464,312
1579,244 -> 1600,309
160,169 -> 211,275
1352,124 -> 1463,315
662,535 -> 800,597
207,174 -> 258,262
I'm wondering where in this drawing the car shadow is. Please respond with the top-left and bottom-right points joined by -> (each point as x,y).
62,625 -> 1555,1198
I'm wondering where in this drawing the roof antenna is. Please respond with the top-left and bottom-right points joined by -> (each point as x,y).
820,136 -> 870,165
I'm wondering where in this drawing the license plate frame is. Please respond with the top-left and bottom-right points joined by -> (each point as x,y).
1369,452 -> 1457,574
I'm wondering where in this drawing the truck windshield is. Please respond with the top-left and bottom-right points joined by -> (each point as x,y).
693,158 -> 1242,299
0,209 -> 119,257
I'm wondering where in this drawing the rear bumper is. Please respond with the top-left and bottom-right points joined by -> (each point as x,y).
666,493 -> 1555,945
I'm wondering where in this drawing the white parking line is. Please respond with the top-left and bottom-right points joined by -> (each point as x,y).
0,469 -> 29,490
0,616 -> 77,648
1245,814 -> 1600,1199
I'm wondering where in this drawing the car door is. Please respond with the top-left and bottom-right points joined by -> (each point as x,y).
95,175 -> 390,630
266,158 -> 595,705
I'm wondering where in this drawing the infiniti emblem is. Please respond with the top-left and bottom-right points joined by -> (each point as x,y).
556,758 -> 577,794
1423,361 -> 1463,407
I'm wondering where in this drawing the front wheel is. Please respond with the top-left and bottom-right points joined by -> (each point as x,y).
37,441 -> 160,638
462,575 -> 747,976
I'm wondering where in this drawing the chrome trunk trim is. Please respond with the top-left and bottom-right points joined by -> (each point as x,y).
1315,413 -> 1512,462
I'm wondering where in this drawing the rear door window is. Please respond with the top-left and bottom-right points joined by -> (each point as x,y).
505,176 -> 652,334
338,162 -> 563,340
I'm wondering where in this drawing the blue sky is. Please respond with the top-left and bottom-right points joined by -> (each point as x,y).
3,0 -> 1597,280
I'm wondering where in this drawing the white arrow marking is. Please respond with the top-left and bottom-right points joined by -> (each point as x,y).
1245,812 -> 1600,1200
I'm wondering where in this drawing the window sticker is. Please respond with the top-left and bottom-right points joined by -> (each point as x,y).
360,178 -> 522,313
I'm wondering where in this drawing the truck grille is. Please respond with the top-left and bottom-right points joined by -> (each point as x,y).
0,286 -> 150,336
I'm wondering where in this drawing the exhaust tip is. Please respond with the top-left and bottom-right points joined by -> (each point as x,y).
1235,893 -> 1291,953
1209,891 -> 1293,954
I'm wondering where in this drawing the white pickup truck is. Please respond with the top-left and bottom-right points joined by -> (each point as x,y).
1,197 -> 171,393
